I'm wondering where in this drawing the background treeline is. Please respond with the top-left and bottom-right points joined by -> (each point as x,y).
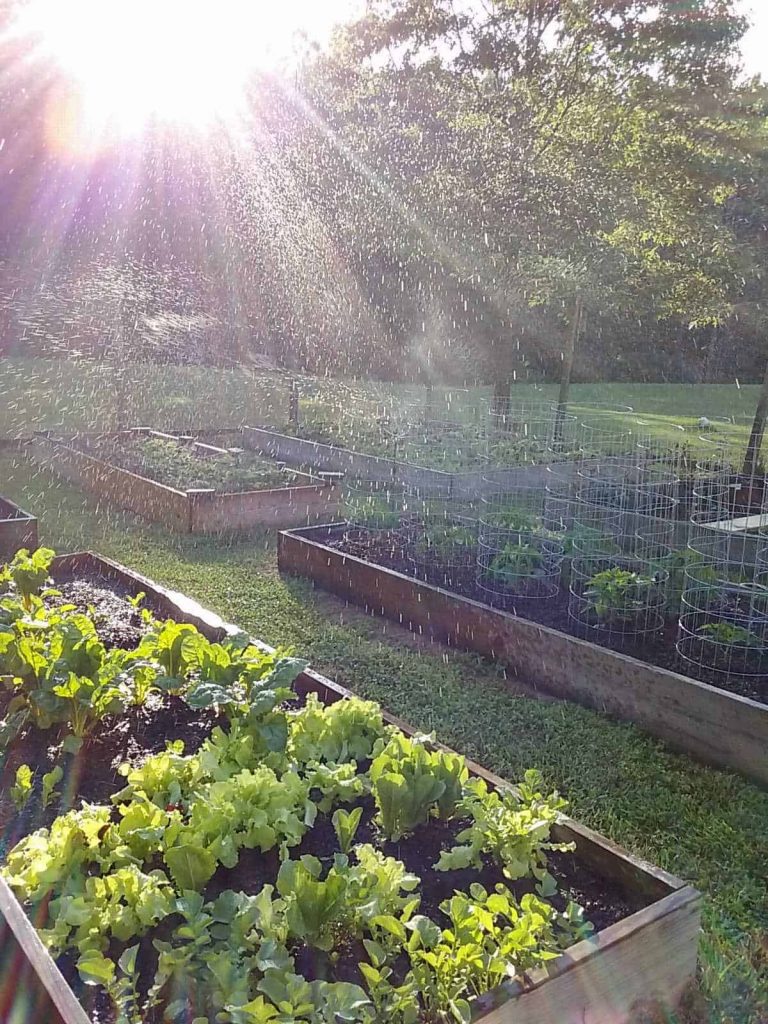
1,0 -> 767,387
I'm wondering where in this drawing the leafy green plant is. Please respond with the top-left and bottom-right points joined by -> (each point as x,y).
436,770 -> 571,892
584,567 -> 657,625
51,671 -> 125,751
409,884 -> 578,1019
289,693 -> 389,765
11,764 -> 34,810
488,542 -> 543,580
370,733 -> 467,840
698,622 -> 763,647
0,547 -> 55,613
42,764 -> 63,809
414,522 -> 476,558
277,855 -> 348,950
332,805 -> 363,854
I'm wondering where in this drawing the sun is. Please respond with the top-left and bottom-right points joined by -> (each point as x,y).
18,0 -> 303,138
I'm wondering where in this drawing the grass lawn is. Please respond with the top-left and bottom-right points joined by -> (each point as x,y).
0,358 -> 761,464
0,450 -> 766,1023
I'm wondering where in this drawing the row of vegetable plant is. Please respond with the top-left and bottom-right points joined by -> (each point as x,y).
1,546 -> 594,1024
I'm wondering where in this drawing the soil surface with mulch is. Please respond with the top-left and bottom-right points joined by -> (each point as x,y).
325,529 -> 768,705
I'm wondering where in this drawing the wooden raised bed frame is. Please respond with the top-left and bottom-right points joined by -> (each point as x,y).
0,552 -> 701,1024
0,495 -> 38,559
277,524 -> 768,788
28,431 -> 340,533
243,424 -> 572,497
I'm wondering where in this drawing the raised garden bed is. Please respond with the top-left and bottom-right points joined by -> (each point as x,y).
29,430 -> 340,532
244,425 -> 574,496
0,551 -> 700,1024
278,524 -> 768,788
0,495 -> 38,558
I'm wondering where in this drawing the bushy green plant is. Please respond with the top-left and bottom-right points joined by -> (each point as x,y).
414,522 -> 476,558
698,622 -> 763,647
0,546 -> 55,612
370,733 -> 468,840
488,542 -> 544,580
584,567 -> 657,625
436,770 -> 571,892
289,693 -> 389,765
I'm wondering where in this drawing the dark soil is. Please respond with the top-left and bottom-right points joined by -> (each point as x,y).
326,529 -> 768,705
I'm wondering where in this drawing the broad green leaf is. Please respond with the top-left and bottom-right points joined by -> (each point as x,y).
77,952 -> 116,987
164,843 -> 216,891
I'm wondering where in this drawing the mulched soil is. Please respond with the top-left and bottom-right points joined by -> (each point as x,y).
327,529 -> 768,704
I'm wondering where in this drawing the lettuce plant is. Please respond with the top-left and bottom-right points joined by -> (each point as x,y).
332,806 -> 363,854
289,693 -> 389,765
370,733 -> 468,840
436,770 -> 572,892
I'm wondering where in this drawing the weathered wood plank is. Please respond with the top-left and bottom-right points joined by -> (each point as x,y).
0,496 -> 38,559
0,875 -> 90,1024
472,887 -> 701,1024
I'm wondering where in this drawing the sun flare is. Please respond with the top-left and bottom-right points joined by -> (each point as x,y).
19,0 -> 312,140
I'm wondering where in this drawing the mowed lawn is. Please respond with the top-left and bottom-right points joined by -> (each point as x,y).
0,358 -> 761,461
0,450 -> 766,1024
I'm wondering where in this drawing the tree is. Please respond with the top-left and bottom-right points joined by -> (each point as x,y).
298,0 -> 759,396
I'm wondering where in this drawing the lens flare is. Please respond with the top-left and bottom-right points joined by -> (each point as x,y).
18,0 -> 300,139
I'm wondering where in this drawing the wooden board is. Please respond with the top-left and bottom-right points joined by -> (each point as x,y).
28,433 -> 339,533
277,525 -> 768,788
708,512 -> 768,533
0,552 -> 701,1024
0,496 -> 38,559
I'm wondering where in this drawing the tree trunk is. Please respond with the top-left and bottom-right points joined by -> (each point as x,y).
491,378 -> 511,424
288,380 -> 300,427
742,355 -> 768,480
553,295 -> 583,444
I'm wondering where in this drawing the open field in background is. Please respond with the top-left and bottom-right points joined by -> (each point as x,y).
0,358 -> 761,463
0,450 -> 766,1024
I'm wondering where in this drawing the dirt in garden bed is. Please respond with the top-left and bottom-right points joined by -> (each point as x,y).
324,529 -> 768,705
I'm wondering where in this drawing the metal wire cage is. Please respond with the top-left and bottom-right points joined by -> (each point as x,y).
405,511 -> 479,591
477,484 -> 566,602
676,439 -> 768,691
400,416 -> 489,473
565,415 -> 674,642
342,479 -> 408,534
487,399 -> 577,468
